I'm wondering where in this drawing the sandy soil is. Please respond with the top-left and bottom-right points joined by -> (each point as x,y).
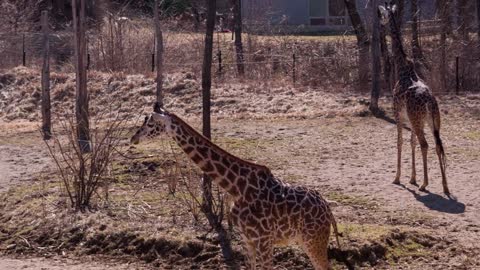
1,67 -> 479,269
0,256 -> 149,270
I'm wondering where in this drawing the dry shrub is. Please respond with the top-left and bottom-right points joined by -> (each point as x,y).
44,108 -> 130,212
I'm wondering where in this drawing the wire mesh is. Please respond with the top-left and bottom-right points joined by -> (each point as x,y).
0,16 -> 479,93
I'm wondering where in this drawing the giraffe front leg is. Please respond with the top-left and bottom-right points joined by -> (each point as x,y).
410,132 -> 417,185
255,237 -> 274,270
242,238 -> 257,270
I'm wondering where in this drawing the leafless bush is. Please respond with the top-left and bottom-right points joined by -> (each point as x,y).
44,109 -> 130,212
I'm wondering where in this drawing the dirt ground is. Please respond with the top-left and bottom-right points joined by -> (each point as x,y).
0,68 -> 479,269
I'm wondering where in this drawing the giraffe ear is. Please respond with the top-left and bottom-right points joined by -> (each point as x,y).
391,4 -> 398,13
378,6 -> 387,16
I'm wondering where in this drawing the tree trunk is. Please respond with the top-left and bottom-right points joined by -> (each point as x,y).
201,0 -> 236,267
394,0 -> 405,27
411,0 -> 425,77
380,23 -> 392,94
457,0 -> 470,42
232,0 -> 245,76
154,0 -> 164,105
438,0 -> 452,92
370,0 -> 382,115
72,0 -> 90,153
344,0 -> 370,91
477,0 -> 480,43
41,10 -> 51,140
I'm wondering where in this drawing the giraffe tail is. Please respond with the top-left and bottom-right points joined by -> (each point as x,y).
429,99 -> 447,172
330,211 -> 341,249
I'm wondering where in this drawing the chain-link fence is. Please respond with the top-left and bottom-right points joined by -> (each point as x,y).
0,15 -> 479,93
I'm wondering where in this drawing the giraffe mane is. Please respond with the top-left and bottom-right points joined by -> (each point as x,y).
168,113 -> 272,173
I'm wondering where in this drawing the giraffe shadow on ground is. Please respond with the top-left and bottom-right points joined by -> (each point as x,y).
399,184 -> 466,214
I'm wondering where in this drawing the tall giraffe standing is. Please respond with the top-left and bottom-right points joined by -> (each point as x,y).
378,3 -> 450,194
130,103 -> 339,270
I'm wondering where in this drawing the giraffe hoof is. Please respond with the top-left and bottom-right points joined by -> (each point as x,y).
444,189 -> 450,195
409,179 -> 417,186
393,179 -> 400,185
419,185 -> 427,192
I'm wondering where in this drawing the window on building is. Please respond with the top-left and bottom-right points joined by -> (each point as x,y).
309,0 -> 348,26
311,18 -> 326,25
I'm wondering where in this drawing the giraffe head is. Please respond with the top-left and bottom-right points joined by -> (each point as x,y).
378,2 -> 397,26
130,103 -> 172,145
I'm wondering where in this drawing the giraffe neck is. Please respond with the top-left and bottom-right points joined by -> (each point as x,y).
167,114 -> 272,200
389,13 -> 418,89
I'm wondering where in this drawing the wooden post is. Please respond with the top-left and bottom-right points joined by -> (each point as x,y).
370,0 -> 381,115
72,0 -> 90,153
41,11 -> 51,140
154,0 -> 164,106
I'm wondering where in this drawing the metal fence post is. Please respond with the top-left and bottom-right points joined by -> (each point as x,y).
456,56 -> 459,95
22,34 -> 26,66
151,36 -> 155,72
292,52 -> 296,84
217,49 -> 222,75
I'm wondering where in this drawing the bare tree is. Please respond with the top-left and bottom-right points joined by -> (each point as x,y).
41,10 -> 51,140
393,0 -> 405,27
437,0 -> 452,92
154,0 -> 164,105
72,0 -> 90,152
477,0 -> 480,43
232,0 -> 245,76
344,0 -> 370,91
457,0 -> 470,42
380,21 -> 393,93
411,0 -> 425,77
201,0 -> 236,267
370,0 -> 382,115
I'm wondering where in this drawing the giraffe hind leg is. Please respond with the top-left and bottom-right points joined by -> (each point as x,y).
394,107 -> 403,184
302,228 -> 330,270
415,128 -> 429,192
410,131 -> 417,185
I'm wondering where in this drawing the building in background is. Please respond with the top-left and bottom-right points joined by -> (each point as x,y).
241,0 -> 438,33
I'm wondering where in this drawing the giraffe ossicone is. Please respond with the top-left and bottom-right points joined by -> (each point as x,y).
130,103 -> 340,270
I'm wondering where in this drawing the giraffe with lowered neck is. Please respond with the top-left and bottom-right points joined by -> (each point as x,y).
130,103 -> 339,270
378,3 -> 449,195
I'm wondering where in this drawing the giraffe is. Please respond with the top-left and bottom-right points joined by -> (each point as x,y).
130,103 -> 339,270
378,3 -> 449,195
